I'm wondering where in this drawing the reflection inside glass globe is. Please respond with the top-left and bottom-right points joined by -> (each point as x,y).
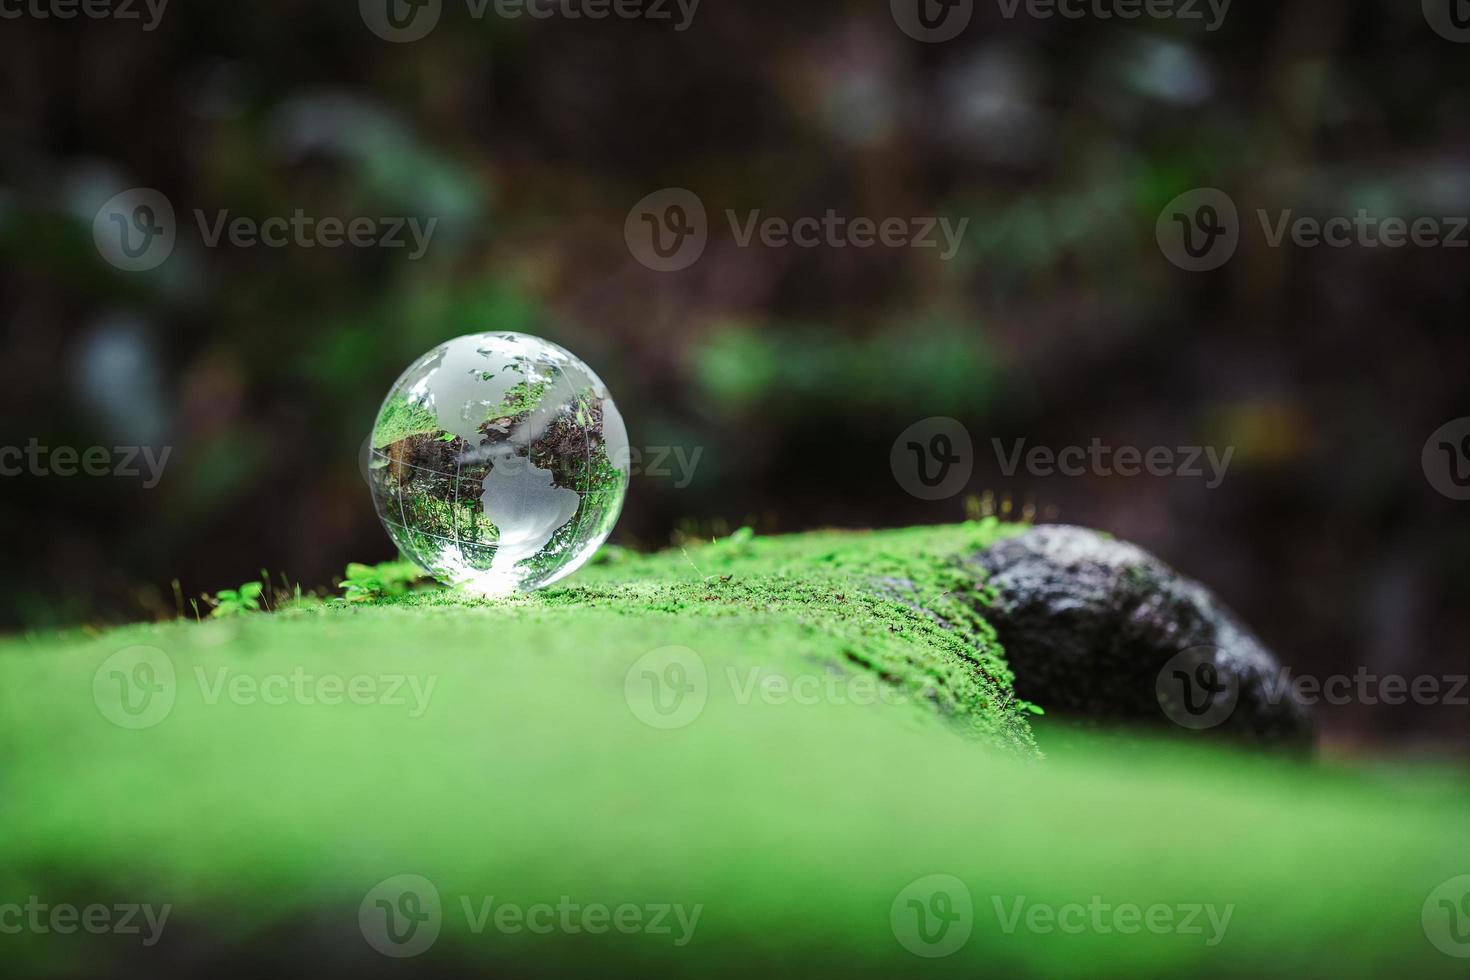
367,332 -> 629,595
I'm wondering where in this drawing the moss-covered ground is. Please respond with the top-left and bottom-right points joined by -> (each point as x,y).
0,522 -> 1464,976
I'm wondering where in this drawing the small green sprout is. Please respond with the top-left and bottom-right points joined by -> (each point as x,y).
338,559 -> 429,603
210,581 -> 264,618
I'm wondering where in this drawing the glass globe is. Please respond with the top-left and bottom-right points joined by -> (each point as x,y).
367,332 -> 629,595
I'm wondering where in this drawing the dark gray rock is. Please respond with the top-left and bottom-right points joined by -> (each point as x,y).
969,525 -> 1313,750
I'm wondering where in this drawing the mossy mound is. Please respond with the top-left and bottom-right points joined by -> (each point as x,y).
0,523 -> 1463,977
400,517 -> 1040,752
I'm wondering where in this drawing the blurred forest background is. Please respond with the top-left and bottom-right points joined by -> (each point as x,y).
1,0 -> 1467,751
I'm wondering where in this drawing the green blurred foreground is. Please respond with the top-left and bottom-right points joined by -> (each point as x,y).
1,524 -> 1465,976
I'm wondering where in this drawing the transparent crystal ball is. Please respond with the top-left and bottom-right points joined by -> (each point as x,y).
367,332 -> 629,595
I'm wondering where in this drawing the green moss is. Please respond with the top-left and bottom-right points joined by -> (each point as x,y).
494,379 -> 551,419
371,394 -> 441,447
371,381 -> 553,450
364,519 -> 1036,748
0,522 -> 1463,976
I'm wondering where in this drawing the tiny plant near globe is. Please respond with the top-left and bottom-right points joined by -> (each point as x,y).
209,580 -> 264,617
337,559 -> 428,603
366,332 -> 630,596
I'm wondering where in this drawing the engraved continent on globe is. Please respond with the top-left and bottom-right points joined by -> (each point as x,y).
367,332 -> 629,595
